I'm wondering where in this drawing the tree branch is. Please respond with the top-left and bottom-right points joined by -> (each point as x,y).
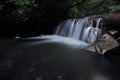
66,0 -> 87,11
83,0 -> 105,17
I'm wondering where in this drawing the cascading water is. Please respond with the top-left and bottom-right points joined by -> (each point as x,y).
56,17 -> 102,44
22,16 -> 103,49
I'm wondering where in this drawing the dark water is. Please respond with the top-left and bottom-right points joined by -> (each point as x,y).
0,36 -> 120,80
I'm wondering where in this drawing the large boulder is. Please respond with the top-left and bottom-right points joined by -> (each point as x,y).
84,33 -> 119,55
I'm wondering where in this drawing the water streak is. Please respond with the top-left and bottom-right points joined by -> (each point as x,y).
56,17 -> 102,44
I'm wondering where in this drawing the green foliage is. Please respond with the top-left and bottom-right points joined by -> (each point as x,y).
15,0 -> 37,21
0,5 -> 3,10
0,0 -> 120,35
68,0 -> 120,18
68,0 -> 104,17
87,0 -> 101,8
3,0 -> 38,22
69,7 -> 79,17
0,0 -> 120,25
109,5 -> 120,13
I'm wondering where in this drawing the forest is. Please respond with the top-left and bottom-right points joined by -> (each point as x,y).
0,0 -> 120,80
0,0 -> 120,37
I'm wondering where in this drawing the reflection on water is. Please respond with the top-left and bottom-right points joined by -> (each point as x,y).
91,74 -> 109,80
4,35 -> 120,80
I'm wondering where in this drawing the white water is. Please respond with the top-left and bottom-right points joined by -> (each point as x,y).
56,17 -> 102,44
24,35 -> 88,49
18,17 -> 102,49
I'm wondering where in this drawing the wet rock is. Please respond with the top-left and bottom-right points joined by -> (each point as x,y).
84,34 -> 119,55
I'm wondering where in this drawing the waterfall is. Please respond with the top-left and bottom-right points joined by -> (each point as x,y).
56,17 -> 102,44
